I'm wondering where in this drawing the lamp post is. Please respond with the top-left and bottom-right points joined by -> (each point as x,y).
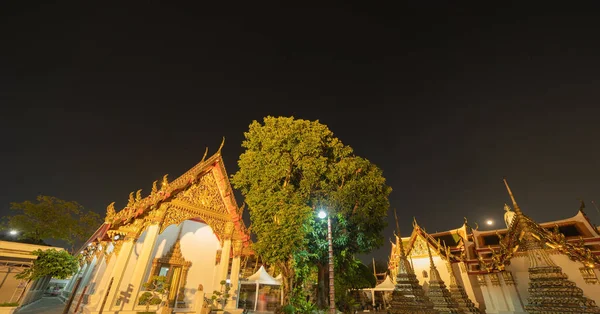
318,210 -> 335,314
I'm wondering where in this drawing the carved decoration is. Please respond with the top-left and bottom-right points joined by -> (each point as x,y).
232,240 -> 244,258
501,271 -> 515,285
580,266 -> 599,284
489,273 -> 500,286
411,236 -> 429,257
459,262 -> 467,273
105,202 -> 116,223
175,173 -> 228,216
215,249 -> 222,265
476,275 -> 486,286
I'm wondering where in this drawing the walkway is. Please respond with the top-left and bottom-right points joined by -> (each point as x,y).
15,297 -> 65,314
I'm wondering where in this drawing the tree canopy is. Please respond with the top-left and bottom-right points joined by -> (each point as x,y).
231,116 -> 391,305
16,249 -> 79,281
3,195 -> 101,250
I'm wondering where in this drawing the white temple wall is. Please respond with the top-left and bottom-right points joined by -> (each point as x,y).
148,220 -> 220,305
409,255 -> 452,289
505,255 -> 529,307
178,221 -> 220,303
550,253 -> 600,304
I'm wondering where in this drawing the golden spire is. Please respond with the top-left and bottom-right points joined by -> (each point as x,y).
444,245 -> 458,286
394,208 -> 406,257
503,177 -> 523,216
427,241 -> 435,269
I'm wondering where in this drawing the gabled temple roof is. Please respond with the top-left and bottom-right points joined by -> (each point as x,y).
478,180 -> 600,272
78,140 -> 251,254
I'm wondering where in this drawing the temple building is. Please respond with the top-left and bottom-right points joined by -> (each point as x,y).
63,142 -> 253,314
387,180 -> 600,314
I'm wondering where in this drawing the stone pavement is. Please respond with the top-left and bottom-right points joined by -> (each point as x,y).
16,297 -> 66,314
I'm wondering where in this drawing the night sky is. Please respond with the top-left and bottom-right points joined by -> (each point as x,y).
2,2 -> 600,262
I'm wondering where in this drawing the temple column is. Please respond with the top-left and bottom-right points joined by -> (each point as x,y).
477,274 -> 497,313
102,237 -> 136,311
498,271 -> 526,314
122,223 -> 161,312
86,243 -> 116,308
486,273 -> 509,313
226,240 -> 243,309
65,264 -> 85,293
216,222 -> 234,289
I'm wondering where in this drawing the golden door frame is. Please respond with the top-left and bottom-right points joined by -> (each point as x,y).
147,239 -> 192,308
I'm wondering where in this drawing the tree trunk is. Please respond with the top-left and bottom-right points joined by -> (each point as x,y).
317,264 -> 328,309
278,259 -> 294,306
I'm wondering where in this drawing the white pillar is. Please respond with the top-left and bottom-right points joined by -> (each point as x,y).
103,239 -> 136,310
123,224 -> 161,311
226,240 -> 243,309
499,272 -> 526,314
219,239 -> 232,285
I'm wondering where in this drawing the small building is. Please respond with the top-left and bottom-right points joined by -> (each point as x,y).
0,240 -> 66,306
64,142 -> 253,314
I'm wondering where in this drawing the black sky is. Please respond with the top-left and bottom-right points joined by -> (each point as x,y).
2,2 -> 600,262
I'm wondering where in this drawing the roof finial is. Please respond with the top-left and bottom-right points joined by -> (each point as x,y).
579,199 -> 586,213
426,241 -> 435,268
201,147 -> 209,162
217,136 -> 225,154
503,177 -> 523,215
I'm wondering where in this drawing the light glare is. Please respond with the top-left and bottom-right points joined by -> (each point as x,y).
486,220 -> 494,226
9,230 -> 18,235
318,211 -> 327,219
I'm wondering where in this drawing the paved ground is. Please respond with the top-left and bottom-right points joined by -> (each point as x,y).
15,297 -> 66,314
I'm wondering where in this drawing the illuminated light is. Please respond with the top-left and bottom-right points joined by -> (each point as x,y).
9,230 -> 18,235
114,234 -> 121,241
318,211 -> 327,219
88,243 -> 93,246
80,251 -> 85,254
486,220 -> 494,226
226,279 -> 231,284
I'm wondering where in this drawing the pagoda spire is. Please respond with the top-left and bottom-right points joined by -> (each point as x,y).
501,179 -> 600,313
443,246 -> 480,314
425,245 -> 461,314
388,209 -> 437,314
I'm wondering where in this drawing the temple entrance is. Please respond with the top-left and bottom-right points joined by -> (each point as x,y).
148,238 -> 191,309
156,265 -> 183,307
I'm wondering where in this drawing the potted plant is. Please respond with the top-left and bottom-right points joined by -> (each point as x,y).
204,280 -> 231,313
138,276 -> 169,314
0,302 -> 19,314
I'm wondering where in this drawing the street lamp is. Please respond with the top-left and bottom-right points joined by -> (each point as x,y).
318,210 -> 335,314
9,230 -> 18,236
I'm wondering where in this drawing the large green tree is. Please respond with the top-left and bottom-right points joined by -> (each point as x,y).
4,195 -> 101,251
232,116 -> 391,306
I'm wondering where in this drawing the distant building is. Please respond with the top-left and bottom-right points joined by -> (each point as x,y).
386,180 -> 600,314
0,240 -> 66,306
63,143 -> 253,314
